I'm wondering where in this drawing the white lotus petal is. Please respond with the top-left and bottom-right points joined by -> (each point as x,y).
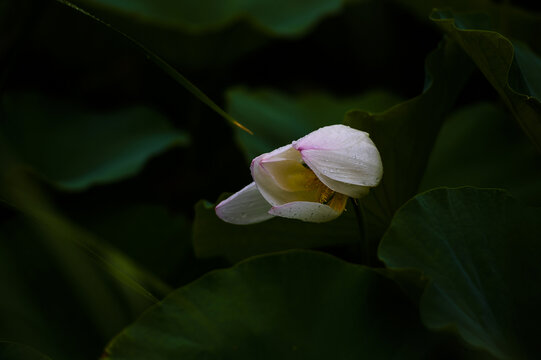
215,182 -> 273,225
253,142 -> 300,163
313,173 -> 371,198
293,124 -> 382,198
268,201 -> 341,223
250,144 -> 311,206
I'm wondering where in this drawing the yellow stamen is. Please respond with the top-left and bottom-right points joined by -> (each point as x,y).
304,168 -> 348,213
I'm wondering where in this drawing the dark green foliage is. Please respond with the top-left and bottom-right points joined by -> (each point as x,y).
0,216 -> 154,360
380,188 -> 541,359
228,88 -> 402,161
103,251 -> 437,359
193,198 -> 359,262
75,0 -> 345,36
0,0 -> 540,359
344,38 -> 472,248
1,92 -> 189,190
421,102 -> 541,203
0,342 -> 53,360
431,9 -> 541,152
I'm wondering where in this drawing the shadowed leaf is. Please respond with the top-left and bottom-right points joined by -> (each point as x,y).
431,9 -> 541,152
74,0 -> 346,36
1,93 -> 189,190
193,198 -> 359,263
420,102 -> 541,204
379,188 -> 541,359
103,250 -> 442,359
0,342 -> 52,360
343,38 -> 472,251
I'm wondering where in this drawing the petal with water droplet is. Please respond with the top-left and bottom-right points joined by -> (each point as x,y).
294,124 -> 382,198
215,182 -> 273,224
268,201 -> 340,223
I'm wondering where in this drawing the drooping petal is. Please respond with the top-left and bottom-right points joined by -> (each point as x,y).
215,182 -> 274,225
268,201 -> 342,223
293,124 -> 382,198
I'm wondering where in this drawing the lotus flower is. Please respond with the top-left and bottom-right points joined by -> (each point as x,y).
216,124 -> 382,224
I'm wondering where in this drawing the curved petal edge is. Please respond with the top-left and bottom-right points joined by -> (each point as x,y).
215,182 -> 273,225
268,201 -> 341,223
293,124 -> 383,197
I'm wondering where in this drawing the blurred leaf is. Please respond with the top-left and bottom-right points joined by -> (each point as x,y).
103,250 -> 440,359
379,188 -> 541,359
0,342 -> 52,360
0,215 -> 152,360
494,5 -> 541,55
72,204 -> 192,282
343,38 -> 472,251
431,9 -> 541,152
228,88 -> 402,161
102,17 -> 269,69
75,0 -> 346,36
0,133 -> 172,306
39,4 -> 269,70
8,189 -> 171,303
391,0 -> 491,19
392,0 -> 541,55
55,0 -> 252,134
193,198 -> 359,263
0,110 -> 175,360
420,102 -> 541,204
0,0 -> 40,72
1,92 -> 189,190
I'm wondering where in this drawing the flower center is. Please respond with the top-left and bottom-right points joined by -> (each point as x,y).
303,168 -> 348,213
261,157 -> 347,212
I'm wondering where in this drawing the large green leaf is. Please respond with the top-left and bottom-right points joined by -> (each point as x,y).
0,342 -> 52,360
228,88 -> 402,161
420,102 -> 541,204
379,188 -> 541,359
431,9 -> 541,152
193,198 -> 359,263
104,250 -> 442,359
343,38 -> 472,250
1,93 -> 189,190
75,0 -> 345,36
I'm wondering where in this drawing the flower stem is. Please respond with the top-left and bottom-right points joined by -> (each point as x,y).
350,198 -> 371,266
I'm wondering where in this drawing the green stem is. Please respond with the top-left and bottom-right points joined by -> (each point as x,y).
350,198 -> 371,266
54,0 -> 252,135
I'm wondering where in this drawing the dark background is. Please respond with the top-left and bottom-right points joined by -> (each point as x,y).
1,0 -> 540,359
